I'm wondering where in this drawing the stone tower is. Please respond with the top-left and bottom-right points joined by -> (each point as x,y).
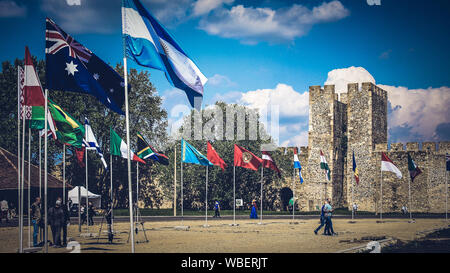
345,82 -> 388,212
304,85 -> 347,210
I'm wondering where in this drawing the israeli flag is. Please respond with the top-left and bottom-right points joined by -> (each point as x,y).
84,117 -> 107,169
122,0 -> 207,109
294,147 -> 303,184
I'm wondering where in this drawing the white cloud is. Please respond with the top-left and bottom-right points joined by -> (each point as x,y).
324,66 -> 375,94
325,66 -> 450,142
0,1 -> 26,17
198,1 -> 350,44
192,0 -> 234,16
239,83 -> 309,118
66,0 -> 81,6
207,73 -> 237,87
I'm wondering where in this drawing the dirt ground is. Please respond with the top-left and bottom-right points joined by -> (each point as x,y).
1,218 -> 448,253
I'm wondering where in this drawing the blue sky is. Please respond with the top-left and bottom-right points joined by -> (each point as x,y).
1,0 -> 449,146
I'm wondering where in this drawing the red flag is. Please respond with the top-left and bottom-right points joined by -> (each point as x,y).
75,146 -> 85,168
207,142 -> 227,171
262,151 -> 281,177
234,144 -> 262,171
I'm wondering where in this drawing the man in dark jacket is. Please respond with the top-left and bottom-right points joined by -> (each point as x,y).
48,198 -> 64,247
314,201 -> 327,235
59,197 -> 70,246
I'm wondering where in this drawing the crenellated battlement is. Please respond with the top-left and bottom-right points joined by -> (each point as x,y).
373,141 -> 450,153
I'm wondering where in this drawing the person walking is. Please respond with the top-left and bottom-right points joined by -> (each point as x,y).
88,201 -> 95,226
105,203 -> 113,244
59,198 -> 70,246
213,201 -> 221,218
314,201 -> 326,235
324,199 -> 336,236
30,197 -> 42,246
0,199 -> 9,223
250,200 -> 258,219
48,199 -> 64,247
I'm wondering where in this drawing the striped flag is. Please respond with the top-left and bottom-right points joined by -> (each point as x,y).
84,118 -> 107,169
352,151 -> 359,184
381,152 -> 402,179
294,147 -> 303,184
262,151 -> 281,177
110,127 -> 145,164
320,150 -> 331,181
407,153 -> 421,181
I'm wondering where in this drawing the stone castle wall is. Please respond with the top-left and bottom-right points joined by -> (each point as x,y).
293,81 -> 449,213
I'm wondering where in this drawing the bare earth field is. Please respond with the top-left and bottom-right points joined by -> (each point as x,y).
1,218 -> 448,253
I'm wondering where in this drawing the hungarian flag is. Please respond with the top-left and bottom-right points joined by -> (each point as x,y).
110,127 -> 145,163
207,142 -> 227,171
381,152 -> 402,179
47,99 -> 84,148
352,151 -> 359,185
234,144 -> 262,171
262,151 -> 281,177
407,153 -> 422,182
136,131 -> 169,165
320,150 -> 331,181
23,46 -> 45,129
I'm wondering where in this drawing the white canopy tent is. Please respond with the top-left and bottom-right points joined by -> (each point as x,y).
68,186 -> 101,208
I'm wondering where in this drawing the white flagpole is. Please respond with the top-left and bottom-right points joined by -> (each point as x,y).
122,3 -> 135,251
174,144 -> 176,217
110,153 -> 114,232
380,169 -> 383,221
17,66 -> 22,253
39,133 -> 41,200
408,176 -> 413,222
44,88 -> 48,253
205,165 -> 208,227
259,167 -> 263,225
233,164 -> 236,226
85,123 -> 89,234
181,160 -> 184,224
136,162 -> 139,222
292,160 -> 295,221
28,127 -> 31,248
78,184 -> 81,233
63,145 -> 65,204
20,90 -> 25,253
352,176 -> 355,220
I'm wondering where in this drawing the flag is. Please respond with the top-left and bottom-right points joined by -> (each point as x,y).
110,127 -> 145,163
74,147 -> 85,168
446,153 -> 450,171
136,131 -> 169,165
47,100 -> 84,148
207,142 -> 227,171
407,153 -> 422,182
381,152 -> 402,179
181,139 -> 212,166
122,0 -> 207,109
352,151 -> 359,185
84,118 -> 107,169
320,150 -> 331,181
294,147 -> 303,184
45,18 -> 126,115
23,46 -> 46,129
262,151 -> 281,177
234,144 -> 262,171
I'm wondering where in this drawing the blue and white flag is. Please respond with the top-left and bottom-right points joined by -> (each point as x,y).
294,147 -> 303,184
84,118 -> 107,169
122,0 -> 207,109
45,18 -> 126,115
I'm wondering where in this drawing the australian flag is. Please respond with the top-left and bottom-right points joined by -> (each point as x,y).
45,18 -> 126,115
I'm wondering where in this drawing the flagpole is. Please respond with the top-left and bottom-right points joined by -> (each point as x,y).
205,165 -> 208,227
380,169 -> 383,221
408,175 -> 413,222
352,176 -> 355,221
28,127 -> 31,248
78,184 -> 81,233
136,162 -> 139,222
110,153 -> 114,232
181,160 -> 184,224
259,167 -> 263,225
63,145 -> 65,204
174,143 -> 177,217
233,164 -> 236,226
20,89 -> 25,253
292,164 -> 295,221
446,167 -> 448,221
85,123 -> 89,234
17,66 -> 22,253
39,133 -> 41,200
44,88 -> 48,253
122,3 -> 135,251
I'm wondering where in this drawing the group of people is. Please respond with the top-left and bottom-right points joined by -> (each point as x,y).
79,201 -> 96,226
314,199 -> 337,236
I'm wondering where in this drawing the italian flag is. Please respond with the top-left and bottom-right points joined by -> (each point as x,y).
110,127 -> 145,163
320,150 -> 331,181
381,152 -> 402,179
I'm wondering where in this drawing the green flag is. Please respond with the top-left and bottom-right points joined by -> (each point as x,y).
47,100 -> 84,148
